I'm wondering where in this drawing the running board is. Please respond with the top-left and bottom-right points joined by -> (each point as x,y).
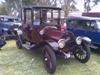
90,44 -> 98,49
22,44 -> 35,50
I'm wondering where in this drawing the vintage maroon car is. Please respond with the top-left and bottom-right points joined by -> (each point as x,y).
16,6 -> 91,74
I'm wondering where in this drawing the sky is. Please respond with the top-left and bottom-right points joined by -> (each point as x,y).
75,0 -> 84,12
0,0 -> 5,3
75,0 -> 100,12
0,0 -> 99,12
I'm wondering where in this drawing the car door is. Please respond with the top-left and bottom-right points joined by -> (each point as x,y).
84,21 -> 100,44
22,9 -> 33,41
85,29 -> 100,44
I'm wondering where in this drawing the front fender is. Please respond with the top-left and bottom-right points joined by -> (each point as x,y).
76,36 -> 91,45
82,37 -> 91,44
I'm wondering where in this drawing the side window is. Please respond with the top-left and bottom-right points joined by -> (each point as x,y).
78,20 -> 87,29
24,9 -> 32,24
67,20 -> 96,30
32,9 -> 40,26
26,10 -> 32,24
83,21 -> 91,30
89,21 -> 97,30
75,20 -> 91,30
67,20 -> 79,28
81,20 -> 96,30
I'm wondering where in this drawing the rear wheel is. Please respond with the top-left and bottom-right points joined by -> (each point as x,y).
42,45 -> 56,74
74,42 -> 91,63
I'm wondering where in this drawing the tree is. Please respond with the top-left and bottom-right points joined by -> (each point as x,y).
93,0 -> 100,5
58,0 -> 76,17
5,0 -> 52,16
4,0 -> 77,17
84,0 -> 91,12
0,2 -> 8,15
84,0 -> 100,12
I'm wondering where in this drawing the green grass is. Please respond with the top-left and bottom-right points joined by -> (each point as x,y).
0,40 -> 100,75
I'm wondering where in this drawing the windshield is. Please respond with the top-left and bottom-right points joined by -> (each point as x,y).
96,20 -> 100,29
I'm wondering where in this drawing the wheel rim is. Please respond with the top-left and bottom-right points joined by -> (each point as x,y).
43,49 -> 53,70
75,46 -> 87,60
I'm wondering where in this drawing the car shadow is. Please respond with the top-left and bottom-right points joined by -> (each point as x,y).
23,47 -> 81,68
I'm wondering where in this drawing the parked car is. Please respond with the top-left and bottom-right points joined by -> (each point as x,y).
16,6 -> 91,74
0,15 -> 21,39
66,16 -> 100,49
82,12 -> 100,17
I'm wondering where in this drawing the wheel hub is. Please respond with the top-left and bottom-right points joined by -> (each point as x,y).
45,58 -> 48,61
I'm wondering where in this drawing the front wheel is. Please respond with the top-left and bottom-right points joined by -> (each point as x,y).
74,42 -> 91,63
42,45 -> 56,74
16,35 -> 23,49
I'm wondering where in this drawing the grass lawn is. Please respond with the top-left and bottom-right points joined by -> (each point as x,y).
0,40 -> 100,75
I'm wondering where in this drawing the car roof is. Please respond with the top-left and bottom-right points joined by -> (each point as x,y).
23,6 -> 62,10
0,15 -> 18,19
66,16 -> 100,21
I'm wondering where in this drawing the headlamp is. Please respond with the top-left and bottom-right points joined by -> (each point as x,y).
58,39 -> 65,48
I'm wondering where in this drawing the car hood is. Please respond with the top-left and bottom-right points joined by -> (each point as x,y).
0,22 -> 21,29
44,29 -> 67,41
0,22 -> 12,29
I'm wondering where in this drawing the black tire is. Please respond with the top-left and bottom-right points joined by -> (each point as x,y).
1,35 -> 6,41
16,35 -> 22,49
74,42 -> 91,63
42,45 -> 56,74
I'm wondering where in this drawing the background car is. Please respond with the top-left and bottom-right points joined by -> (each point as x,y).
82,12 -> 100,17
0,15 -> 21,39
66,16 -> 100,50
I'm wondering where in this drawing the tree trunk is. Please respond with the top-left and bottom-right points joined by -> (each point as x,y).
64,0 -> 70,17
